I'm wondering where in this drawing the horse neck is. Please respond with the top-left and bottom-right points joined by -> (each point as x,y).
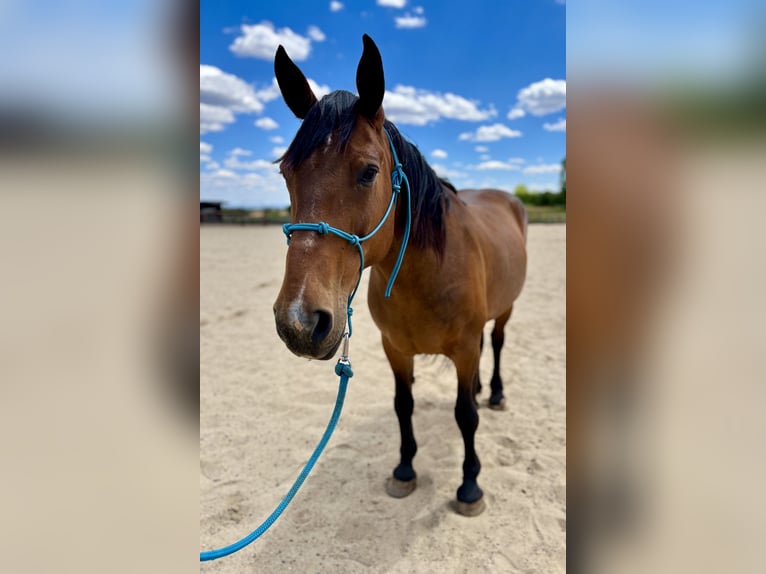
372,185 -> 449,295
371,130 -> 452,287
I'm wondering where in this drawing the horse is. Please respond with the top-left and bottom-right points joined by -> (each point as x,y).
272,35 -> 527,516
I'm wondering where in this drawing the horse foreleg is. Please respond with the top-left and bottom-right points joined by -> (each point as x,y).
382,337 -> 417,498
489,307 -> 512,410
453,343 -> 486,516
474,332 -> 484,400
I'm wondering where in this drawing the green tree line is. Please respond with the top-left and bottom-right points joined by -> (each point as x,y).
514,158 -> 566,207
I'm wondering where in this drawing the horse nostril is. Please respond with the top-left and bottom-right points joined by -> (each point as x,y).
311,309 -> 333,343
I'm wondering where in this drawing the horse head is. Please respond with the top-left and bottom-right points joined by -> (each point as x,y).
273,35 -> 398,359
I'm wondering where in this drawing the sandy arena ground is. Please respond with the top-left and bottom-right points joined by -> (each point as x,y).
201,224 -> 565,573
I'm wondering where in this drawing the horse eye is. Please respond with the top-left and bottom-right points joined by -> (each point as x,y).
359,165 -> 379,186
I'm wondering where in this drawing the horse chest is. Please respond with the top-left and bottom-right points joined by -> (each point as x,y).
368,276 -> 479,355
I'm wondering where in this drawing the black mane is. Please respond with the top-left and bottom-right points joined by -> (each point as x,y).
281,90 -> 454,257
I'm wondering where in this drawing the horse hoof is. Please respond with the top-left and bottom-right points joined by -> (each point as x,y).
454,497 -> 486,517
385,476 -> 417,498
488,397 -> 506,410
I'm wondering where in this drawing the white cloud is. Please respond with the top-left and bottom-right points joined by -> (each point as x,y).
431,163 -> 466,179
230,22 -> 314,61
272,146 -> 288,158
507,107 -> 526,120
200,65 -> 264,113
307,79 -> 332,100
200,65 -> 276,133
479,154 -> 491,161
330,1 -> 344,11
459,123 -> 522,142
431,149 -> 448,159
201,166 -> 288,208
384,85 -> 495,125
522,163 -> 562,174
203,147 -> 285,207
255,117 -> 279,130
474,160 -> 521,171
270,135 -> 285,144
205,161 -> 220,171
514,78 -> 566,116
200,141 -> 212,163
414,6 -> 424,14
475,145 -> 489,153
255,78 -> 281,103
199,70 -> 325,134
395,14 -> 427,28
307,26 -> 326,42
224,154 -> 277,171
543,117 -> 566,132
200,103 -> 235,134
377,0 -> 407,7
508,157 -> 526,164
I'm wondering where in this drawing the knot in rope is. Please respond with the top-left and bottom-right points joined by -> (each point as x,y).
348,234 -> 360,247
316,222 -> 330,235
391,169 -> 402,191
334,362 -> 354,378
345,306 -> 354,337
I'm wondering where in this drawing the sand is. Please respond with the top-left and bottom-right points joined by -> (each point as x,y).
201,224 -> 565,573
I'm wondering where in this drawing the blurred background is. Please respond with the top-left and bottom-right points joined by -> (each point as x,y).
1,0 -> 765,572
0,1 -> 198,573
567,1 -> 766,573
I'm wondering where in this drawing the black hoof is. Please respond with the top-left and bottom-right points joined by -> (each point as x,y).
386,476 -> 417,498
393,464 -> 416,482
455,481 -> 485,516
454,497 -> 486,516
457,481 -> 483,502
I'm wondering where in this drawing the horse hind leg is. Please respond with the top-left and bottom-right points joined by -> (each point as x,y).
382,337 -> 418,499
489,308 -> 513,410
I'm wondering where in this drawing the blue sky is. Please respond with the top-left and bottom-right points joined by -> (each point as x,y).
200,0 -> 566,208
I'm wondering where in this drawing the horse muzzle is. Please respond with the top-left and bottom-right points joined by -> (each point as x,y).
273,300 -> 344,360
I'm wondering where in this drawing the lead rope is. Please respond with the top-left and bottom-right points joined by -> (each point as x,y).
200,128 -> 410,562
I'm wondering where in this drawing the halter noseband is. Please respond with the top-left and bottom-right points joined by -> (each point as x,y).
282,128 -> 411,338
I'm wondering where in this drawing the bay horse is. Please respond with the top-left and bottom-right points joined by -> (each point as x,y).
273,35 -> 527,516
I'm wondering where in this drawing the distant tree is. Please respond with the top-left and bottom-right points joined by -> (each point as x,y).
514,181 -> 566,208
514,184 -> 531,204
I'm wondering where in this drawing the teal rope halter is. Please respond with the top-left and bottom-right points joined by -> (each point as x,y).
282,128 -> 411,336
200,127 -> 411,562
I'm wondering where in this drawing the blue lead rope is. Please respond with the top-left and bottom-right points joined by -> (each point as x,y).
200,128 -> 411,562
200,362 -> 352,562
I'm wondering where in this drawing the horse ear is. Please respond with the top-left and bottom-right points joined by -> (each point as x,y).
355,34 -> 385,119
274,45 -> 317,119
